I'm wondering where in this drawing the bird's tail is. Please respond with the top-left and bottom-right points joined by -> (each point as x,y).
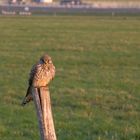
21,86 -> 33,106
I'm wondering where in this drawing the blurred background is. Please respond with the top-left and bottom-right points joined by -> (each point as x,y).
0,0 -> 140,15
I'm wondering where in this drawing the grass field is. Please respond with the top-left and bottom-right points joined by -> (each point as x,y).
0,16 -> 140,140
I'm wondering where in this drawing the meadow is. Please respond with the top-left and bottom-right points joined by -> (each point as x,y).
0,15 -> 140,140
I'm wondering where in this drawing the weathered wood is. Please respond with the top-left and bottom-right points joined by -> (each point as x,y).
32,88 -> 46,140
32,87 -> 57,140
40,87 -> 57,140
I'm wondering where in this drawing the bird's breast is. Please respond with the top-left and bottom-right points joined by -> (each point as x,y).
32,67 -> 53,87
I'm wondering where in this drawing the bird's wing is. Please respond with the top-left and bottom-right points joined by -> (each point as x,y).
29,62 -> 42,84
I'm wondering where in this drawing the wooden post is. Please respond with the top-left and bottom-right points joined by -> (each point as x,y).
32,87 -> 57,140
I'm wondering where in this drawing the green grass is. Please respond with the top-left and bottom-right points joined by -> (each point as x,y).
0,16 -> 140,140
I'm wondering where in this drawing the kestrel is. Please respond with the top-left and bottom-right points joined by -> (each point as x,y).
21,54 -> 55,106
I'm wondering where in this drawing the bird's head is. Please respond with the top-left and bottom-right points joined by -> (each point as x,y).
40,54 -> 52,64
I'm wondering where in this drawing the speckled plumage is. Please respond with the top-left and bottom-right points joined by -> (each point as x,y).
21,54 -> 55,106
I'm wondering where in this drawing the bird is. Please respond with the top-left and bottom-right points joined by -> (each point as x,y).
21,54 -> 55,106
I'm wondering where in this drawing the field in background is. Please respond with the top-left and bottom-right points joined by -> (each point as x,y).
0,16 -> 140,140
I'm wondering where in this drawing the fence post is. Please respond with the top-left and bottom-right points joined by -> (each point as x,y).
32,87 -> 57,140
